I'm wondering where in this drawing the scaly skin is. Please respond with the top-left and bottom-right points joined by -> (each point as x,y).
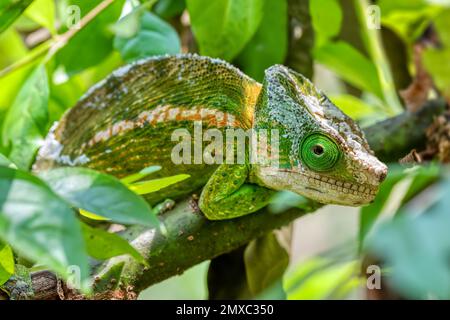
34,54 -> 387,220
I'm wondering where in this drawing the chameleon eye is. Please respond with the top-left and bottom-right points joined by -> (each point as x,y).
300,133 -> 340,172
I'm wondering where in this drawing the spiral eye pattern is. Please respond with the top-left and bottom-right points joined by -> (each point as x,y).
300,133 -> 340,172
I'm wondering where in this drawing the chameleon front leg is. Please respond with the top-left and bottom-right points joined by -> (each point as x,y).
199,163 -> 275,220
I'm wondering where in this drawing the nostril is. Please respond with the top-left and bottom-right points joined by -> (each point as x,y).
378,169 -> 387,183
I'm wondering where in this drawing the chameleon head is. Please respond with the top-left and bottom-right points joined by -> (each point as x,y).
251,65 -> 387,206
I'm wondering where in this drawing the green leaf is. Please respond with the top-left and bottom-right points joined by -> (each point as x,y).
48,73 -> 86,121
378,0 -> 443,43
154,0 -> 186,19
0,242 -> 14,286
24,0 -> 55,34
39,167 -> 158,227
114,9 -> 181,62
329,94 -> 386,125
0,167 -> 89,290
309,0 -> 342,46
79,208 -> 110,221
55,0 -> 125,75
0,152 -> 15,168
400,164 -> 440,206
255,280 -> 286,300
0,27 -> 28,69
432,7 -> 450,47
366,176 -> 450,299
2,64 -> 49,170
313,41 -> 382,98
236,0 -> 287,81
0,0 -> 34,33
81,223 -> 146,264
120,165 -> 161,184
49,51 -> 123,119
187,0 -> 264,61
359,165 -> 410,247
360,165 -> 441,248
244,232 -> 289,296
128,173 -> 189,195
0,42 -> 39,111
268,190 -> 308,214
423,9 -> 450,98
284,258 -> 360,300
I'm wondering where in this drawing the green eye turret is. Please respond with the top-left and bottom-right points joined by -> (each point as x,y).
300,133 -> 340,172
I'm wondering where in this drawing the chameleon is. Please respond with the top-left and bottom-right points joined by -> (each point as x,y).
34,54 -> 387,220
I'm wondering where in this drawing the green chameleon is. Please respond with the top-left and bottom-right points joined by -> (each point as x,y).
34,54 -> 387,220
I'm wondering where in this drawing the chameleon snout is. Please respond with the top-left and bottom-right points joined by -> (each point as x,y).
377,166 -> 387,183
371,162 -> 388,185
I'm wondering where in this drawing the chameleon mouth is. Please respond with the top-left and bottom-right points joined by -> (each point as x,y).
278,169 -> 378,197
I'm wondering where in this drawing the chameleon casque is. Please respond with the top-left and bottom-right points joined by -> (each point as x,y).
34,54 -> 387,220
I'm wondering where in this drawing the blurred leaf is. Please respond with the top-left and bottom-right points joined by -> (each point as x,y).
432,7 -> 450,46
244,232 -> 289,296
0,152 -> 15,168
285,258 -> 360,300
79,50 -> 124,83
114,9 -> 180,62
55,0 -> 125,75
154,0 -> 186,19
310,0 -> 342,46
48,54 -> 123,124
128,173 -> 189,195
0,167 -> 90,291
79,208 -> 110,221
0,40 -> 44,113
2,65 -> 49,170
0,0 -> 34,33
0,242 -> 14,285
329,94 -> 383,123
235,0 -> 287,81
187,0 -> 264,61
120,165 -> 161,184
0,27 -> 28,69
0,61 -> 37,155
379,0 -> 443,43
314,41 -> 382,98
24,0 -> 55,34
0,64 -> 34,113
81,223 -> 146,264
359,166 -> 407,247
360,165 -> 443,247
39,167 -> 159,227
400,164 -> 440,206
366,175 -> 450,299
142,260 -> 209,299
423,9 -> 450,98
110,3 -> 151,39
49,51 -> 123,114
268,190 -> 307,214
48,72 -> 86,122
256,280 -> 286,300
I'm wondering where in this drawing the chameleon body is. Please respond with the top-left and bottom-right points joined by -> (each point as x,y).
34,54 -> 387,220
